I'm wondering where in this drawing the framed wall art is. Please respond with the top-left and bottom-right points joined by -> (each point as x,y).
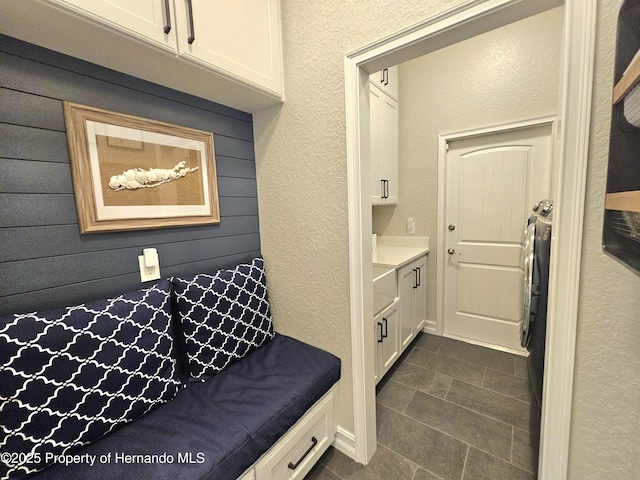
63,102 -> 220,234
603,1 -> 640,275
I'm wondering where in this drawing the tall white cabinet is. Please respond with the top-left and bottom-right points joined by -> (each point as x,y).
370,66 -> 398,206
0,0 -> 283,112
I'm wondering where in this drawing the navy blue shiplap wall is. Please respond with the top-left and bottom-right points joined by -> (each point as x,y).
0,35 -> 261,316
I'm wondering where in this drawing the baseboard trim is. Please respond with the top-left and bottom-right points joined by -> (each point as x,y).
332,426 -> 357,460
421,320 -> 437,335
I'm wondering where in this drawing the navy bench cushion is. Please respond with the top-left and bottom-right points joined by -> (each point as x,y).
29,334 -> 340,480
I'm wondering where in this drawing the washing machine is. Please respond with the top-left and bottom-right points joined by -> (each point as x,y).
520,199 -> 553,472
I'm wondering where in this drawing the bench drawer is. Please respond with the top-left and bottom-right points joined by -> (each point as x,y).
255,390 -> 335,480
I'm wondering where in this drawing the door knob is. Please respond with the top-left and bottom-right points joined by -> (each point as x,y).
448,248 -> 461,255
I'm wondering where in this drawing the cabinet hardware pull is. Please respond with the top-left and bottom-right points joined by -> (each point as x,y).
381,179 -> 389,199
383,68 -> 389,86
380,179 -> 385,199
288,436 -> 318,470
416,267 -> 421,287
378,322 -> 384,343
382,318 -> 388,338
163,0 -> 172,34
413,268 -> 418,288
186,0 -> 195,44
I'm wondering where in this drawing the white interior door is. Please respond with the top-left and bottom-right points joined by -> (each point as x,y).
443,123 -> 553,352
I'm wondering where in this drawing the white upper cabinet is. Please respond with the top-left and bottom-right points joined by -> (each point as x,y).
370,84 -> 398,206
174,0 -> 282,95
369,65 -> 398,100
0,0 -> 284,112
50,0 -> 177,52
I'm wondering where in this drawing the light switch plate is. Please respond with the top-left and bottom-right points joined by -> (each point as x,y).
138,255 -> 160,283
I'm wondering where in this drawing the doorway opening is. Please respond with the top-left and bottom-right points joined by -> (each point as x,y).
344,1 -> 595,479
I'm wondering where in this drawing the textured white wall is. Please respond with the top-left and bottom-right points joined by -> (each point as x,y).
253,0 -> 465,436
254,0 -> 640,473
372,7 -> 563,323
568,0 -> 640,478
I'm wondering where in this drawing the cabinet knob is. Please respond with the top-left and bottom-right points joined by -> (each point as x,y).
448,224 -> 456,231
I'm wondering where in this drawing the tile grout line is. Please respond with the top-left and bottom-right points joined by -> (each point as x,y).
411,345 -> 516,379
511,426 -> 515,464
460,445 -> 470,480
401,359 -> 524,400
383,372 -> 531,432
377,402 -> 520,466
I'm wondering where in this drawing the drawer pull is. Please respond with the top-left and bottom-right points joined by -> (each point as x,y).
287,436 -> 318,470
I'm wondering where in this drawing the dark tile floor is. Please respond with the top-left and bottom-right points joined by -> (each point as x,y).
306,333 -> 536,480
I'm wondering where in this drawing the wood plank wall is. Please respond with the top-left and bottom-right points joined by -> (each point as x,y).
0,35 -> 261,316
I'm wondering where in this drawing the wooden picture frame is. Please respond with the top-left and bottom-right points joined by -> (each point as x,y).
63,102 -> 220,234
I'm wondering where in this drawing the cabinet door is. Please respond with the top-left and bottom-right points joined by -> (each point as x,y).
378,93 -> 398,205
413,256 -> 427,334
370,86 -> 383,205
174,0 -> 283,96
370,85 -> 398,205
369,65 -> 398,100
374,314 -> 383,384
51,0 -> 176,51
379,301 -> 399,376
398,263 -> 416,350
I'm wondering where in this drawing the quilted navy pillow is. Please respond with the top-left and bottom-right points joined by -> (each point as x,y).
172,257 -> 275,381
0,280 -> 183,480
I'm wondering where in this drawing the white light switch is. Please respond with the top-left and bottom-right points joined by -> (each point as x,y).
138,248 -> 161,282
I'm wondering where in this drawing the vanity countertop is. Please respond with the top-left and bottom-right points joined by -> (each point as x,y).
372,236 -> 430,269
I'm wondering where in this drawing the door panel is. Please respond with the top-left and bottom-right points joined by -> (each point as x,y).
443,124 -> 552,351
457,263 -> 523,321
459,147 -> 528,243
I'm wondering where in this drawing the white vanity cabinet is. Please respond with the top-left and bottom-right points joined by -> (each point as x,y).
374,298 -> 400,384
398,255 -> 427,350
0,0 -> 283,113
370,84 -> 398,206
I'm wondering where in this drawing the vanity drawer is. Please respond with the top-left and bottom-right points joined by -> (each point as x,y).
255,390 -> 335,480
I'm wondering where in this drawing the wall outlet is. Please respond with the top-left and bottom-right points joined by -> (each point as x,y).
407,218 -> 415,235
138,248 -> 161,283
